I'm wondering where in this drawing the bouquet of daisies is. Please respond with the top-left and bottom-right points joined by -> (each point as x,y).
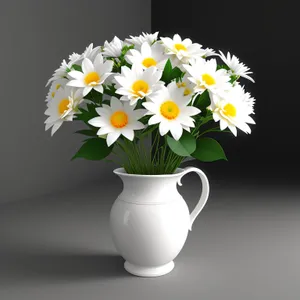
45,32 -> 255,174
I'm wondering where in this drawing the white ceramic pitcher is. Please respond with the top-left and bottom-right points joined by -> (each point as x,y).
109,167 -> 209,277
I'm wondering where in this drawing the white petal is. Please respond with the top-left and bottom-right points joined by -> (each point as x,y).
241,73 -> 255,83
170,122 -> 183,140
107,131 -> 120,146
93,85 -> 103,93
121,66 -> 134,80
182,125 -> 191,132
128,121 -> 145,130
82,58 -> 94,74
159,121 -> 170,136
228,124 -> 237,136
68,70 -> 84,80
173,34 -> 181,43
238,122 -> 251,134
213,112 -> 221,122
178,116 -> 195,127
88,116 -> 107,127
94,53 -> 103,66
96,106 -> 111,116
97,126 -> 114,135
132,63 -> 143,78
181,106 -> 201,116
148,114 -> 161,125
142,102 -> 157,113
111,97 -> 123,111
220,119 -> 228,130
67,80 -> 85,88
45,121 -> 54,131
141,42 -> 151,57
245,115 -> 256,124
116,87 -> 132,96
51,121 -> 63,135
83,87 -> 92,96
99,60 -> 114,75
131,108 -> 147,120
120,95 -> 130,101
114,76 -> 129,88
121,128 -> 134,141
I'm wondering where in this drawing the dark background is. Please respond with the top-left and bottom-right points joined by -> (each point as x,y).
152,0 -> 300,185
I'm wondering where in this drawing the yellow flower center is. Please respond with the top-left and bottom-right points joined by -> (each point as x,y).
132,80 -> 149,97
142,57 -> 157,68
223,103 -> 237,117
184,88 -> 192,96
160,101 -> 180,120
202,73 -> 216,86
110,111 -> 128,128
51,91 -> 55,98
175,43 -> 187,51
55,84 -> 61,90
58,99 -> 70,115
177,82 -> 186,88
84,72 -> 100,86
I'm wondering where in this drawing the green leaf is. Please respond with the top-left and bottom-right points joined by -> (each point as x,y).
75,130 -> 97,137
170,66 -> 183,80
161,59 -> 172,82
193,90 -> 211,110
76,104 -> 98,124
217,64 -> 230,71
72,138 -> 113,161
84,89 -> 103,104
230,75 -> 238,84
91,89 -> 103,104
167,131 -> 196,157
160,59 -> 184,84
121,45 -> 134,56
71,64 -> 82,72
192,137 -> 227,162
104,84 -> 117,97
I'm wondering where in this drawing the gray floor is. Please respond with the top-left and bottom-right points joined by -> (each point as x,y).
0,177 -> 299,300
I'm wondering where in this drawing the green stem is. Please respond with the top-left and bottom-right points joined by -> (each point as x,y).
192,115 -> 213,135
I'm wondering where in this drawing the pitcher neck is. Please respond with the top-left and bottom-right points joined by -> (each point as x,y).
114,168 -> 183,204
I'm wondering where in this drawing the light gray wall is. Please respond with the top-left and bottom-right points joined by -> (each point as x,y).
0,0 -> 151,203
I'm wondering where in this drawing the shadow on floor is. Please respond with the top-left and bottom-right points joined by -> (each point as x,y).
0,248 -> 130,284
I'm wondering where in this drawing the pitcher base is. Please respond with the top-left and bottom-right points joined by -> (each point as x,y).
124,261 -> 174,277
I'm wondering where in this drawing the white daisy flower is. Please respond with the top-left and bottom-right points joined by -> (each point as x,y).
160,34 -> 205,64
209,85 -> 255,136
81,43 -> 101,62
67,54 -> 113,96
125,42 -> 167,70
45,87 -> 84,135
202,47 -> 217,58
102,36 -> 124,58
88,97 -> 146,146
46,57 -> 76,87
218,51 -> 255,83
231,83 -> 256,115
176,74 -> 195,97
69,52 -> 81,63
143,82 -> 200,140
114,64 -> 163,105
183,58 -> 231,95
46,44 -> 102,87
126,32 -> 159,49
46,78 -> 68,102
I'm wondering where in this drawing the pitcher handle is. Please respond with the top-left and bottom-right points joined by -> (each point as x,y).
177,167 -> 210,231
